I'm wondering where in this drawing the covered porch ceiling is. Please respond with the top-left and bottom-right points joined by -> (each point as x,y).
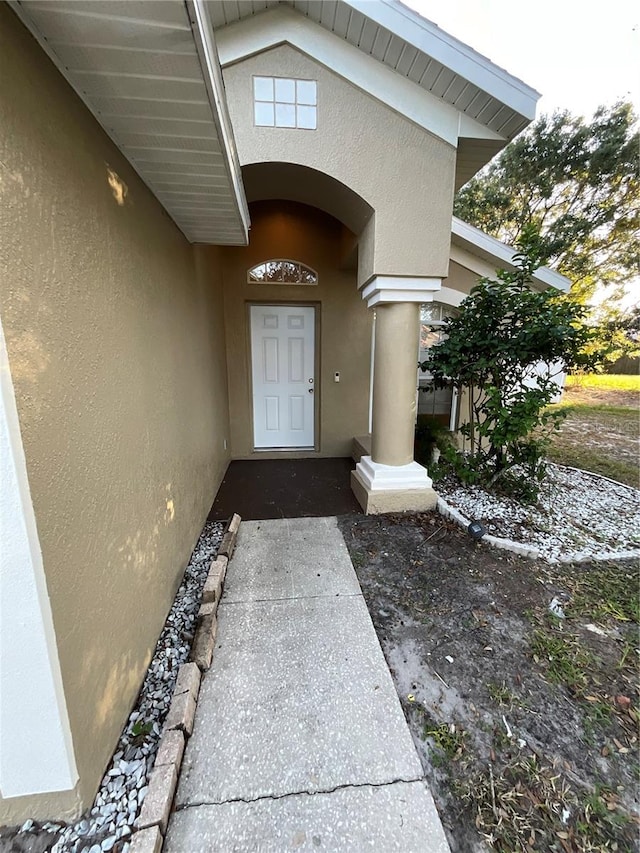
10,0 -> 250,245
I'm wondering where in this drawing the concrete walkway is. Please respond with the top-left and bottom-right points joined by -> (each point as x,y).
164,517 -> 450,852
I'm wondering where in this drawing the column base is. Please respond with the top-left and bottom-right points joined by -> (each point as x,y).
351,457 -> 437,514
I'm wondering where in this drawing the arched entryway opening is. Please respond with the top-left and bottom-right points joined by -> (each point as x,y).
220,160 -> 375,463
241,162 -> 374,239
212,164 -> 379,519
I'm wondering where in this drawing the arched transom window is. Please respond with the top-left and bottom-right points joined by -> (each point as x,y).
248,260 -> 318,285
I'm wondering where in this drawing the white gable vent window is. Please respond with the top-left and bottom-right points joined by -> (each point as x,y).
248,260 -> 318,284
253,77 -> 317,129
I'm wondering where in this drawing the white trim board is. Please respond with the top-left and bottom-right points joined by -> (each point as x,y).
0,318 -> 77,798
360,275 -> 442,308
186,0 -> 250,242
451,217 -> 571,292
437,286 -> 466,308
348,0 -> 539,119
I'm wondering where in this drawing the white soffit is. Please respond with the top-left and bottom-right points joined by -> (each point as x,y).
208,0 -> 539,145
10,0 -> 249,245
451,217 -> 571,292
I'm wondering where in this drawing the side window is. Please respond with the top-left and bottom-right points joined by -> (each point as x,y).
418,302 -> 458,423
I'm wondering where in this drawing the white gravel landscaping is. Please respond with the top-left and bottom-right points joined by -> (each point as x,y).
7,520 -> 224,853
438,462 -> 640,563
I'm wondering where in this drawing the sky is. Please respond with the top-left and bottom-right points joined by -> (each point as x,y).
405,0 -> 639,307
405,0 -> 639,118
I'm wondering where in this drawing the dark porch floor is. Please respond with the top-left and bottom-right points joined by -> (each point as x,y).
207,458 -> 362,521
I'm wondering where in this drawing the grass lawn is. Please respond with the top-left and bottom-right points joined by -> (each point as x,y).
547,376 -> 639,488
566,374 -> 640,393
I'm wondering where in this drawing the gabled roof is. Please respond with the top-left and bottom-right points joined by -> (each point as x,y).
9,0 -> 541,245
211,0 -> 539,189
451,217 -> 571,292
211,0 -> 539,138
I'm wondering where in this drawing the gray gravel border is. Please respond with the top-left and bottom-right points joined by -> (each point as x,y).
128,514 -> 241,853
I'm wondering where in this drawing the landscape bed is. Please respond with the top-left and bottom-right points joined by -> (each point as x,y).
338,512 -> 640,853
437,462 -> 640,563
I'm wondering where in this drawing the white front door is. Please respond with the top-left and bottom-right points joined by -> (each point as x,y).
250,305 -> 315,449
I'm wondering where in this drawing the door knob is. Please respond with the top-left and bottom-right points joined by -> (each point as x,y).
308,388 -> 314,394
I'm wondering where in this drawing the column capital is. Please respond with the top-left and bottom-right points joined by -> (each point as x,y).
360,275 -> 442,308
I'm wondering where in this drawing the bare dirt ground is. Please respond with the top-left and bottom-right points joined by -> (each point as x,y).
338,512 -> 639,853
563,387 -> 639,410
547,387 -> 639,488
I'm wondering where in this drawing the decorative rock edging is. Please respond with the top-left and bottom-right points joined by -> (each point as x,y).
128,513 -> 241,853
437,497 -> 540,559
438,495 -> 640,564
556,463 -> 637,493
553,548 -> 640,565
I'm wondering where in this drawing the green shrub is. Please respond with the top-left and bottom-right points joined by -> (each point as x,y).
421,228 -> 598,501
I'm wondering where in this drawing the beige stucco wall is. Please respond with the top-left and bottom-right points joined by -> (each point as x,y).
444,259 -> 481,295
0,5 -> 230,822
222,201 -> 371,457
223,45 -> 457,285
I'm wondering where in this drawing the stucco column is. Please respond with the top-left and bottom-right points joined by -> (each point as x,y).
351,275 -> 442,514
371,301 -> 419,466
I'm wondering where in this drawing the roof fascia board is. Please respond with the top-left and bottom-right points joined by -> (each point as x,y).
216,6 -> 504,148
451,218 -> 570,291
345,0 -> 539,120
185,0 -> 250,242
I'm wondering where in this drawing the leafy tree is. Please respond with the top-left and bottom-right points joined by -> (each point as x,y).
590,304 -> 640,365
454,102 -> 639,304
421,229 -> 597,501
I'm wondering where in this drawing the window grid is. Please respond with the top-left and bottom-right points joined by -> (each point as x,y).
418,302 -> 459,419
253,76 -> 317,130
